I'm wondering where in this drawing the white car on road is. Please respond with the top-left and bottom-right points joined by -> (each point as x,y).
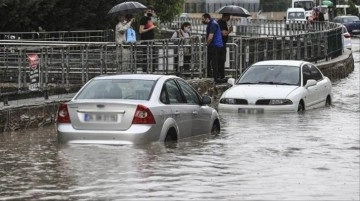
218,60 -> 333,113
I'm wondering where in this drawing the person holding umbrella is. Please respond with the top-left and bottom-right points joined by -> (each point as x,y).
217,13 -> 233,83
115,14 -> 135,44
115,14 -> 135,72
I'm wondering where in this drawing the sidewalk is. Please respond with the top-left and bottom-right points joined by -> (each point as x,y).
0,93 -> 75,109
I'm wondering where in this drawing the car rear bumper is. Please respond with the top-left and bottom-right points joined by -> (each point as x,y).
57,124 -> 161,145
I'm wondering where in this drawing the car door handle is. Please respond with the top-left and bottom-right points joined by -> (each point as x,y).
192,111 -> 198,116
174,111 -> 180,116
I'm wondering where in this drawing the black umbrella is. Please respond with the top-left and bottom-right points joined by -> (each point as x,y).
108,1 -> 147,16
216,5 -> 251,17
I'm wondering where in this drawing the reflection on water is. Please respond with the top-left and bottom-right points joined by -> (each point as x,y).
1,42 -> 359,200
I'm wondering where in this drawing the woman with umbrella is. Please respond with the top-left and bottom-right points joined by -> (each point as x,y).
115,14 -> 136,44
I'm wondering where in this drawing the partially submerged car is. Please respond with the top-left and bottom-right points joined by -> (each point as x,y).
57,74 -> 220,145
218,60 -> 333,113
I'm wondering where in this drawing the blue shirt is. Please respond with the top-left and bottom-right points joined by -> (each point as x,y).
206,19 -> 223,48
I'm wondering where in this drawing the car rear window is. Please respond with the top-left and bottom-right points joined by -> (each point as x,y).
75,79 -> 156,100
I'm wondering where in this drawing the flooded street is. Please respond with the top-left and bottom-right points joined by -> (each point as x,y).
1,39 -> 359,200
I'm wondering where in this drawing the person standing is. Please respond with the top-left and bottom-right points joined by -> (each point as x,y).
139,5 -> 156,72
139,5 -> 156,40
202,13 -> 223,83
115,14 -> 135,72
217,13 -> 233,82
171,22 -> 192,73
115,14 -> 135,45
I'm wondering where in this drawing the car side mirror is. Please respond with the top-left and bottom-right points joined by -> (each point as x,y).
202,95 -> 212,105
305,79 -> 317,88
227,78 -> 235,86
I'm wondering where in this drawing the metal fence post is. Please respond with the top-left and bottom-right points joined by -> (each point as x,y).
65,46 -> 70,88
17,49 -> 22,90
61,48 -> 65,87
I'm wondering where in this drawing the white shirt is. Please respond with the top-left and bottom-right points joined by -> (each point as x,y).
115,21 -> 132,44
171,29 -> 190,39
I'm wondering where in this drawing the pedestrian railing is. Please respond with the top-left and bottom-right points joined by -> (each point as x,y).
0,30 -> 114,42
0,18 -> 343,98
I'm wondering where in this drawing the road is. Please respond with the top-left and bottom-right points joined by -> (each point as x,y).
0,38 -> 359,200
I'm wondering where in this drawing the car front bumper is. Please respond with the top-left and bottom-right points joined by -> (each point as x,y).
218,104 -> 298,113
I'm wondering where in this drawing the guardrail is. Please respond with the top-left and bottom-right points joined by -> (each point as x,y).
0,19 -> 343,99
0,30 -> 114,42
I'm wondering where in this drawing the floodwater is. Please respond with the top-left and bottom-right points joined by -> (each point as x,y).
1,40 -> 359,200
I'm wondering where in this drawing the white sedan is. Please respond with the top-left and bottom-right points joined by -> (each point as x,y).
57,74 -> 220,145
341,24 -> 352,50
218,60 -> 333,113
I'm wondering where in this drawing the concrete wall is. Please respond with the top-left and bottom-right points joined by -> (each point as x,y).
0,51 -> 354,133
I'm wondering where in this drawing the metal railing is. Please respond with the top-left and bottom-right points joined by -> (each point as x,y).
0,30 -> 114,42
0,18 -> 343,98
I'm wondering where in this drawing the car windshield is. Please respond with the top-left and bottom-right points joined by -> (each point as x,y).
75,79 -> 156,100
288,12 -> 305,19
238,65 -> 300,86
341,16 -> 359,23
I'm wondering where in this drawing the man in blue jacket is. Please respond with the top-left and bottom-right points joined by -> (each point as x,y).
202,13 -> 224,83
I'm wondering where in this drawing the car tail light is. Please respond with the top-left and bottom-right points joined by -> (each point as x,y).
132,104 -> 156,124
57,103 -> 71,123
344,33 -> 351,38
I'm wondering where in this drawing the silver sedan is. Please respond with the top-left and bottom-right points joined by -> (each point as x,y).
57,74 -> 220,145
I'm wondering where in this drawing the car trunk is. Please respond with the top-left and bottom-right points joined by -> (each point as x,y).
67,101 -> 139,131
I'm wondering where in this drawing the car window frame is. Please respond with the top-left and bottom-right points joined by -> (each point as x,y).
308,64 -> 323,81
161,79 -> 185,104
302,64 -> 314,86
176,79 -> 202,105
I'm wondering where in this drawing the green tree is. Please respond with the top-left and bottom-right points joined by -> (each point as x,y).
0,0 -> 184,32
0,0 -> 57,31
260,0 -> 290,12
347,0 -> 359,16
151,0 -> 185,23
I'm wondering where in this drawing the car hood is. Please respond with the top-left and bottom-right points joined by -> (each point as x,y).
222,84 -> 299,99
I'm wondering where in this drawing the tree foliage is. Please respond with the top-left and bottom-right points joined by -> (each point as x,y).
260,0 -> 290,12
0,0 -> 184,32
347,0 -> 359,16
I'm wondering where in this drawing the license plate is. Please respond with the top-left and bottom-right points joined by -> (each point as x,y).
238,108 -> 264,114
84,113 -> 118,122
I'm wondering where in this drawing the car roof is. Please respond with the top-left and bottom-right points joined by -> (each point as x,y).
287,8 -> 305,12
93,74 -> 176,81
252,60 -> 307,67
334,15 -> 359,18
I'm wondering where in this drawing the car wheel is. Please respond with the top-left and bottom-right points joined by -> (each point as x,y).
297,101 -> 304,112
165,128 -> 177,142
211,121 -> 220,135
325,96 -> 331,107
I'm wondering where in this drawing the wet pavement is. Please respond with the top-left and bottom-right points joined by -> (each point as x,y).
0,38 -> 359,200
